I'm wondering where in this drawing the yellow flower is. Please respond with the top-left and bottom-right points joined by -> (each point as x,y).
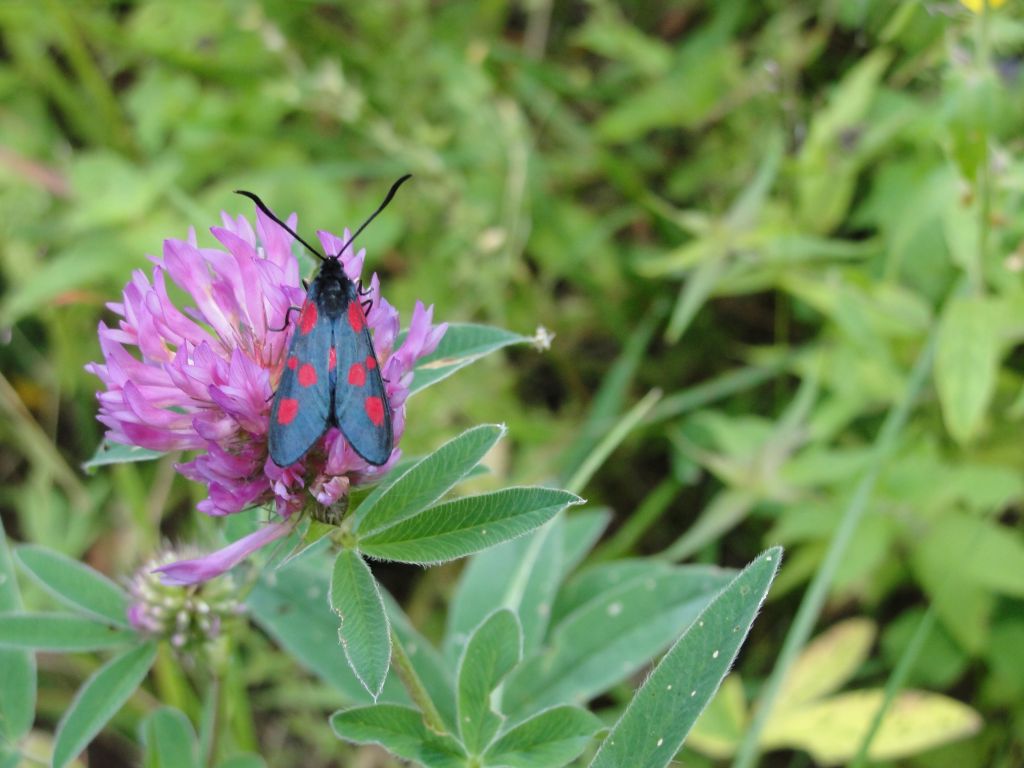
961,0 -> 1007,12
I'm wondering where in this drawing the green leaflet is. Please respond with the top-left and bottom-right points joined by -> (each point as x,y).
484,705 -> 603,768
329,550 -> 391,699
246,555 -> 404,704
140,706 -> 200,768
82,439 -> 166,471
15,544 -> 130,626
356,424 -> 505,535
358,487 -> 582,565
935,296 -> 1001,444
408,323 -> 535,396
53,642 -> 157,768
456,609 -> 522,754
0,517 -> 34,744
504,565 -> 734,717
330,704 -> 467,768
0,613 -> 136,651
589,548 -> 781,768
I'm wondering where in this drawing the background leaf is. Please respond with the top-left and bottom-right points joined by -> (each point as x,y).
215,757 -> 267,768
504,565 -> 735,717
445,517 -> 567,664
763,689 -> 982,764
247,555 -> 404,704
774,618 -> 876,711
935,296 -> 1001,443
215,757 -> 268,768
559,510 -> 612,576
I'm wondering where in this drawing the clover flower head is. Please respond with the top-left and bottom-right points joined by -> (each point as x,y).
127,548 -> 242,654
88,202 -> 446,583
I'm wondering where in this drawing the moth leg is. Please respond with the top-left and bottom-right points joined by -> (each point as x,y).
269,305 -> 301,332
357,282 -> 372,296
361,299 -> 373,315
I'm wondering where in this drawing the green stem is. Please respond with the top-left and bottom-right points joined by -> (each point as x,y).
152,643 -> 200,717
590,478 -> 679,562
731,331 -> 937,768
849,607 -> 936,768
851,458 -> 994,765
0,370 -> 91,511
389,626 -> 447,734
223,645 -> 258,751
564,388 -> 662,495
645,355 -> 792,425
974,1 -> 993,297
200,674 -> 222,768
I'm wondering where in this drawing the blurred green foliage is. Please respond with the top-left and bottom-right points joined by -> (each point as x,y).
1,0 -> 1023,765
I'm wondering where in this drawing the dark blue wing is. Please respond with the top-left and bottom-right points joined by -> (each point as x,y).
269,293 -> 333,467
333,285 -> 393,465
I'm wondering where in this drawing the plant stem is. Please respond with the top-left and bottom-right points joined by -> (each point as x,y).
151,643 -> 199,717
590,478 -> 679,562
389,626 -> 447,734
974,0 -> 993,297
0,370 -> 91,512
201,674 -> 222,768
849,607 -> 936,768
645,355 -> 792,425
564,388 -> 662,495
731,331 -> 937,768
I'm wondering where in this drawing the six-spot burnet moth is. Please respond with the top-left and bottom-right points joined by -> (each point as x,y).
236,176 -> 412,468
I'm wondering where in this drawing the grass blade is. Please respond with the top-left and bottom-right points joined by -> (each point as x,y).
731,333 -> 936,768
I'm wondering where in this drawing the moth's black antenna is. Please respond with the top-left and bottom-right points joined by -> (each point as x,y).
338,174 -> 413,255
235,190 -> 326,262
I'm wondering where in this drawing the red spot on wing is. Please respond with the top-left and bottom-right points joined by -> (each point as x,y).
348,363 -> 366,387
365,396 -> 385,426
329,348 -> 337,370
348,302 -> 365,332
298,302 -> 318,334
365,355 -> 377,370
277,398 -> 299,425
287,355 -> 298,370
298,363 -> 318,387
